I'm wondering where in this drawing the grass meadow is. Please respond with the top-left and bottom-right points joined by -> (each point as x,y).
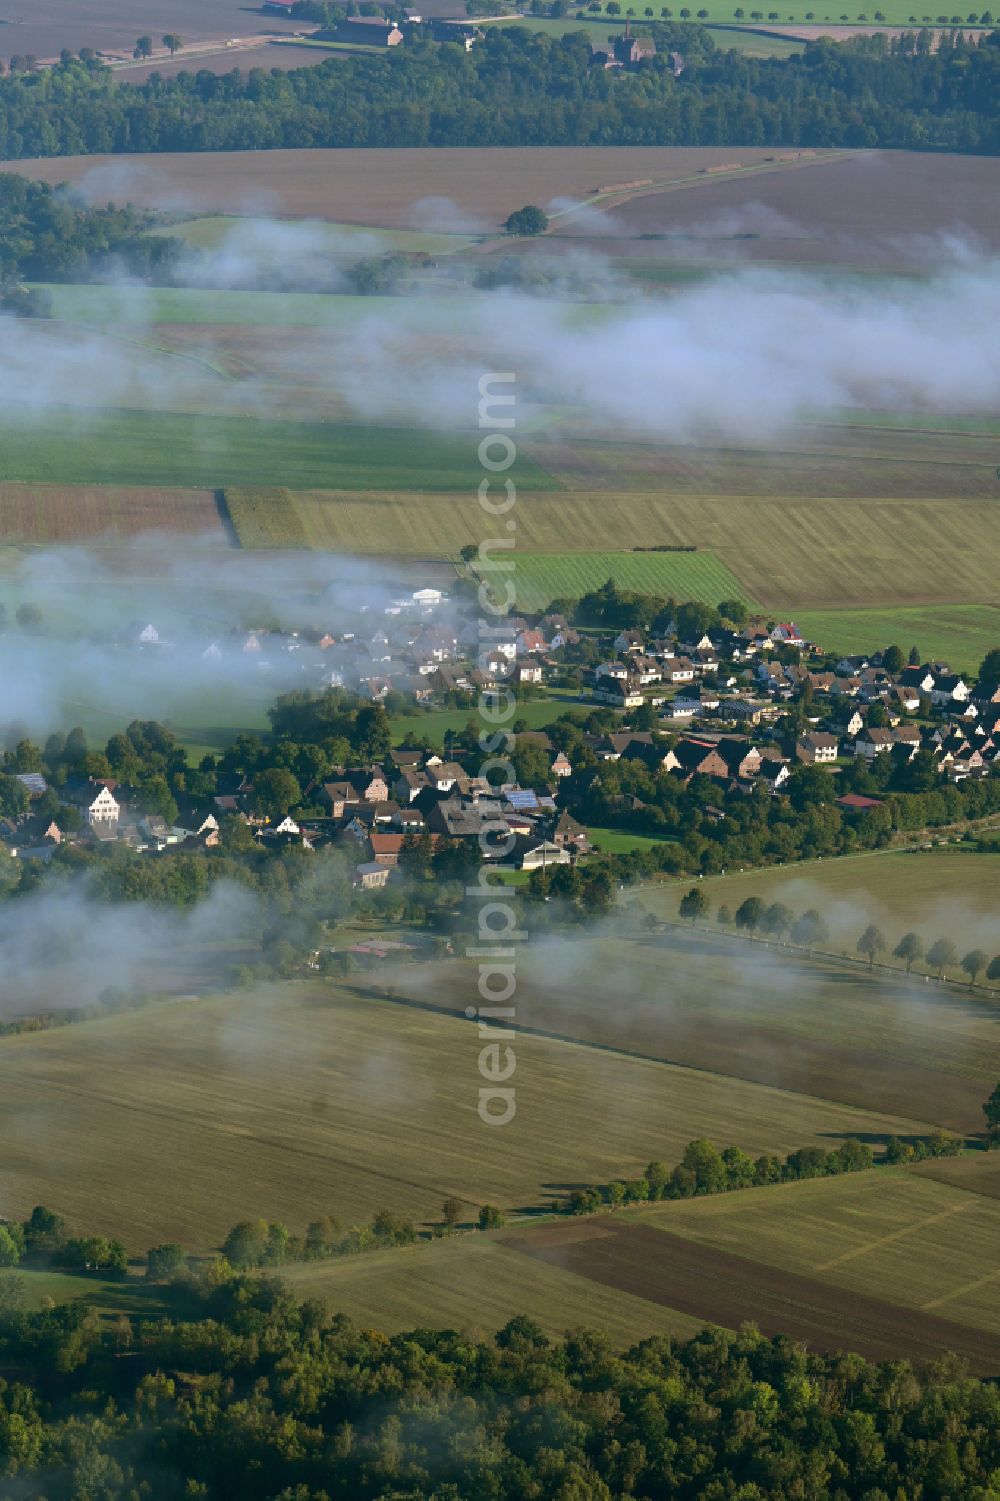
562,0 -> 990,27
796,603 -> 1000,674
0,408 -> 555,493
0,981 -> 932,1254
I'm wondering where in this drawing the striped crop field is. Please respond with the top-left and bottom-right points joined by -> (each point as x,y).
499,550 -> 753,612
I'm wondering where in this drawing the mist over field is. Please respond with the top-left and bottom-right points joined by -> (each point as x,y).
8,199 -> 1000,440
0,540 -> 445,737
0,879 -> 260,1015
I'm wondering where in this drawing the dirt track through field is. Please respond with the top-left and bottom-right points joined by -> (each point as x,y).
499,1218 -> 1000,1372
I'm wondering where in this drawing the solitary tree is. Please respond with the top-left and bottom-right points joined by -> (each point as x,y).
146,1243 -> 186,1282
988,955 -> 1000,986
162,33 -> 184,54
734,896 -> 765,939
927,937 -> 958,979
857,924 -> 887,968
893,931 -> 924,974
134,35 -> 153,58
763,901 -> 794,941
478,1204 -> 505,1229
679,886 -> 709,927
442,1197 -> 463,1228
984,1080 -> 1000,1146
504,205 -> 549,236
15,602 -> 42,631
791,908 -> 828,954
252,767 -> 301,821
961,949 -> 988,987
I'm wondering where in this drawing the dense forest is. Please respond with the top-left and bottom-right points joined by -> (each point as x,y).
0,27 -> 998,157
0,172 -> 177,285
1,1276 -> 999,1498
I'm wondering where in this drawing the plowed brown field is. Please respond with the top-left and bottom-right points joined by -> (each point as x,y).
500,1218 -> 1000,1372
0,484 -> 224,542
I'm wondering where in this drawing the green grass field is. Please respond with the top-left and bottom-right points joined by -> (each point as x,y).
282,1235 -> 702,1344
0,981 -> 931,1254
40,284 -> 412,328
5,1268 -> 194,1322
497,550 -> 753,612
636,1169 -> 1000,1333
389,696 -> 585,744
797,604 -> 1000,675
590,826 -> 676,853
0,408 -> 555,493
159,215 -> 474,256
487,13 -> 805,50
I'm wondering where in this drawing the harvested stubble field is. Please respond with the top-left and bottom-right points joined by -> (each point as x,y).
373,919 -> 1000,1133
632,1170 -> 1000,1337
0,483 -> 223,543
282,1236 -> 704,1345
497,1171 -> 1000,1372
0,982 -> 932,1253
526,425 -> 1000,500
248,488 -> 1000,615
911,1151 -> 1000,1198
635,850 -> 1000,961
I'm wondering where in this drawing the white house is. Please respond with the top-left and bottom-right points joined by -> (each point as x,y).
87,786 -> 120,827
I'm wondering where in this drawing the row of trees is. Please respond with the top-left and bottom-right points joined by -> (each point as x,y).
148,1200 -> 508,1281
679,888 -> 1000,984
564,1129 -> 962,1212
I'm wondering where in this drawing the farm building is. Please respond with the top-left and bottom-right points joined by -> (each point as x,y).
335,17 -> 404,45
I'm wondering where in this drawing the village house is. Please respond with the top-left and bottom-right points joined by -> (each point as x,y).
512,835 -> 571,871
320,780 -> 358,819
354,861 -> 391,890
836,792 -> 887,815
770,622 -> 805,646
64,780 -> 120,828
593,677 -> 645,709
796,732 -> 840,765
715,739 -> 763,780
672,738 -> 730,782
838,709 -> 865,739
551,809 -> 592,857
931,672 -> 971,708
